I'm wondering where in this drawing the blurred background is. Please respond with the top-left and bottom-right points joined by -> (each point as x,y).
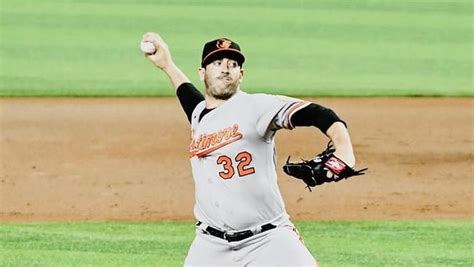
1,0 -> 472,96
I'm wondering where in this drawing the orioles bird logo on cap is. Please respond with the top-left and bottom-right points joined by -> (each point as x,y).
216,39 -> 232,49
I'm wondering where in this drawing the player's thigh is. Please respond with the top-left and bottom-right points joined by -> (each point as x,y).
251,226 -> 317,266
184,231 -> 235,266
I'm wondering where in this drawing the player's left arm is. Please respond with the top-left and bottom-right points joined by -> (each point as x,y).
290,103 -> 355,167
325,122 -> 355,167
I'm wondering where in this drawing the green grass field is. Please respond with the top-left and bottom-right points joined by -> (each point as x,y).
1,221 -> 472,266
1,0 -> 472,96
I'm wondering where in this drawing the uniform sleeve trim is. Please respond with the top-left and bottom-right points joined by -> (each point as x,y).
287,101 -> 311,129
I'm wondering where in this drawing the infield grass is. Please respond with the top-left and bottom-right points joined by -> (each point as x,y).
1,220 -> 472,266
1,0 -> 472,96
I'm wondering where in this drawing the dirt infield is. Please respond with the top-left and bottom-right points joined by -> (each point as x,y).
0,97 -> 472,221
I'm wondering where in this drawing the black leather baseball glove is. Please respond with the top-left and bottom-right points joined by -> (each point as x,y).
283,142 -> 367,191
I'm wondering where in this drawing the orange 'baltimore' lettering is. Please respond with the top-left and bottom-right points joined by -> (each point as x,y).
190,124 -> 243,158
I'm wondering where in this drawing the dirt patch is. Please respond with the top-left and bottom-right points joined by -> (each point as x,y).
0,97 -> 472,221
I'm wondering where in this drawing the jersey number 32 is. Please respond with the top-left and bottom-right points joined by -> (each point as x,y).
216,151 -> 255,180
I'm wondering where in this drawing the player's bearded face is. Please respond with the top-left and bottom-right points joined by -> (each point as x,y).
203,58 -> 242,100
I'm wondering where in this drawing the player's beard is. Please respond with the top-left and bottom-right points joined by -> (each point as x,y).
204,74 -> 239,100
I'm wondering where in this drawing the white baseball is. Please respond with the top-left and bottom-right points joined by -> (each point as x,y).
140,41 -> 156,54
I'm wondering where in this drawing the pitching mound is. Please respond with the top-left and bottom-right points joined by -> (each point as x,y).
1,97 -> 472,221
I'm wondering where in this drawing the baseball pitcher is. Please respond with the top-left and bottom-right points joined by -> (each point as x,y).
142,32 -> 366,266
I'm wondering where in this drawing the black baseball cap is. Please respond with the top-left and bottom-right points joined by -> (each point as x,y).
201,38 -> 245,68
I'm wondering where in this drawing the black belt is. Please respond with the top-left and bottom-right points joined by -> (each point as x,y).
197,221 -> 276,242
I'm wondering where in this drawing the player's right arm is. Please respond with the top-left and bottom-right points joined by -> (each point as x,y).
142,32 -> 190,89
142,32 -> 204,122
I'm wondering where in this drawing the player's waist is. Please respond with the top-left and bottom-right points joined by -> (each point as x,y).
196,221 -> 276,242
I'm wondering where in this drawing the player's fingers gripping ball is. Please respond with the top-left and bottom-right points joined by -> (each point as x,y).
140,41 -> 156,55
283,142 -> 367,191
141,32 -> 173,69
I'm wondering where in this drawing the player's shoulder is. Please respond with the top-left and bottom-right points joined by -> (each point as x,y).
190,100 -> 206,121
246,92 -> 301,104
194,100 -> 206,111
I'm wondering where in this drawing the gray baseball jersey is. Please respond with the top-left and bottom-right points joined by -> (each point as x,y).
189,90 -> 310,231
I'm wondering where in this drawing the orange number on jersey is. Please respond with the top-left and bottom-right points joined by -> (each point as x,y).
216,151 -> 255,179
216,155 -> 234,179
235,151 -> 255,177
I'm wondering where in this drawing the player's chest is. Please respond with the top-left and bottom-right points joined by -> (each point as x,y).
189,115 -> 257,158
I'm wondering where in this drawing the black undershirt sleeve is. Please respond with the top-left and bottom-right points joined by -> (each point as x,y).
290,103 -> 346,134
176,82 -> 205,123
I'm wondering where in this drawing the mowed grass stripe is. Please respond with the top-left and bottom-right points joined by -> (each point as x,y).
7,0 -> 471,16
1,0 -> 472,96
0,221 -> 472,266
3,7 -> 471,39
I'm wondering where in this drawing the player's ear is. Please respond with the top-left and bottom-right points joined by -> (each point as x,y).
198,68 -> 205,81
239,68 -> 244,82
